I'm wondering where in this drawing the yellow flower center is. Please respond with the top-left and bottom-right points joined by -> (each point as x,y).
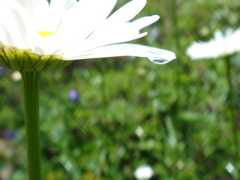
38,31 -> 56,37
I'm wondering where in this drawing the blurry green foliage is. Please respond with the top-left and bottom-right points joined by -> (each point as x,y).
0,0 -> 240,179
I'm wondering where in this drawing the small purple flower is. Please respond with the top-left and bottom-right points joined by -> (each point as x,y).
1,130 -> 16,139
0,66 -> 7,75
68,88 -> 79,102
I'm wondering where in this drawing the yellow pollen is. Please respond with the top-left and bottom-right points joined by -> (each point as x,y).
38,31 -> 56,37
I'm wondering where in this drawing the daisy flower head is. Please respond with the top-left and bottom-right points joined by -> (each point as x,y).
134,165 -> 154,180
186,28 -> 240,60
0,0 -> 175,72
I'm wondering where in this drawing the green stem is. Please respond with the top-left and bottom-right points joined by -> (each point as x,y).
224,57 -> 239,163
21,71 -> 42,180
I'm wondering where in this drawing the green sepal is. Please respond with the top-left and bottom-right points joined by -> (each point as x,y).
34,55 -> 50,72
15,49 -> 24,70
0,50 -> 11,69
4,46 -> 22,70
48,56 -> 71,70
0,46 -> 72,72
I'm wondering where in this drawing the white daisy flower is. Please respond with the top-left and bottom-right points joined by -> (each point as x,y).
0,0 -> 176,72
186,28 -> 240,60
134,165 -> 154,180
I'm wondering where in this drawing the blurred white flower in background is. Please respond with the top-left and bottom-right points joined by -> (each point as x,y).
11,71 -> 21,81
134,165 -> 154,180
64,161 -> 72,171
0,0 -> 175,72
226,162 -> 235,173
135,126 -> 144,137
186,28 -> 240,60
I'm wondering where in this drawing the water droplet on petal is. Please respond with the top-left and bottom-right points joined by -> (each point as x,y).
146,48 -> 176,65
150,58 -> 172,65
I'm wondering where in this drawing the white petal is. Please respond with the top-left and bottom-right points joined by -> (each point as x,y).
0,24 -> 13,46
57,0 -> 117,40
62,30 -> 147,56
33,35 -> 62,54
131,15 -> 160,30
42,0 -> 117,53
50,0 -> 77,10
15,0 -> 41,18
33,0 -> 51,31
85,15 -> 159,49
33,0 -> 77,32
73,16 -> 160,54
107,0 -> 147,23
87,0 -> 147,41
63,43 -> 176,64
0,1 -> 40,49
48,0 -> 77,31
73,1 -> 153,54
31,0 -> 79,53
